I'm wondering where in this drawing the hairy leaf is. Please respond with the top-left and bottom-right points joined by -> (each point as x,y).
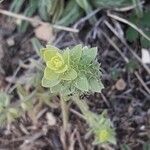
42,77 -> 60,87
0,92 -> 10,108
44,67 -> 59,80
89,78 -> 104,92
70,44 -> 83,63
75,73 -> 89,91
61,68 -> 77,80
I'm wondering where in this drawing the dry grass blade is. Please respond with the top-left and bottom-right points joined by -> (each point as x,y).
107,12 -> 150,42
101,31 -> 150,95
114,1 -> 144,12
0,9 -> 79,33
104,20 -> 150,75
68,128 -> 77,150
70,108 -> 85,120
134,71 -> 150,95
74,8 -> 101,29
101,31 -> 129,63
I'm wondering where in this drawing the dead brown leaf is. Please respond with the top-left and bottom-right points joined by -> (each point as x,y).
46,112 -> 56,126
115,78 -> 126,91
34,23 -> 54,42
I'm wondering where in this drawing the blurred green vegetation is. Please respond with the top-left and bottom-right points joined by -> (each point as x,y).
126,10 -> 150,48
9,0 -> 150,49
9,0 -> 132,32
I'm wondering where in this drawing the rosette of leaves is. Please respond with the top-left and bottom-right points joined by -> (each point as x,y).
73,97 -> 116,145
126,11 -> 150,48
0,92 -> 19,126
87,112 -> 116,145
41,45 -> 104,95
93,119 -> 116,145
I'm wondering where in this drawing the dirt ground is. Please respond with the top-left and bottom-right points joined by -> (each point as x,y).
0,1 -> 150,150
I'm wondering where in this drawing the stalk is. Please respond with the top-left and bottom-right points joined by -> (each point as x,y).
72,94 -> 89,117
72,94 -> 98,127
60,94 -> 68,132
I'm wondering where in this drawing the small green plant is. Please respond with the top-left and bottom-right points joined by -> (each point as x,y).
0,43 -> 116,145
40,44 -> 116,145
91,114 -> 116,145
73,96 -> 116,145
41,45 -> 104,94
126,10 -> 150,48
0,92 -> 19,126
9,0 -> 133,31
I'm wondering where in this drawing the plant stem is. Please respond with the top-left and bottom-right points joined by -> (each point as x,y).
72,94 -> 98,126
60,94 -> 68,132
72,94 -> 89,117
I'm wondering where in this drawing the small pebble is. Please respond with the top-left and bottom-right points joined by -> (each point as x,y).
6,37 -> 15,46
140,125 -> 145,130
46,112 -> 56,126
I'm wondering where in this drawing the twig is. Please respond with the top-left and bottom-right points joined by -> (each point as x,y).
60,94 -> 69,132
0,131 -> 45,143
0,9 -> 79,33
100,93 -> 110,107
101,31 -> 129,63
107,12 -> 150,42
36,108 -> 48,120
104,20 -> 150,75
101,31 -> 150,95
68,128 -> 77,150
76,131 -> 85,150
74,8 -> 101,29
5,64 -> 21,93
114,1 -> 144,12
134,71 -> 150,95
70,108 -> 85,120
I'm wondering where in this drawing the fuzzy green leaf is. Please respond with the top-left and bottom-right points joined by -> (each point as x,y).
89,78 -> 104,92
50,82 -> 75,95
44,67 -> 59,80
61,68 -> 77,80
70,44 -> 83,63
44,49 -> 57,62
108,135 -> 117,145
82,47 -> 98,64
0,92 -> 10,108
75,73 -> 89,91
42,77 -> 60,88
40,45 -> 59,61
63,48 -> 70,65
50,83 -> 64,93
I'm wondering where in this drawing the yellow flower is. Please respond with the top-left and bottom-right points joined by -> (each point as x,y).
98,129 -> 110,142
49,55 -> 63,70
41,45 -> 69,80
